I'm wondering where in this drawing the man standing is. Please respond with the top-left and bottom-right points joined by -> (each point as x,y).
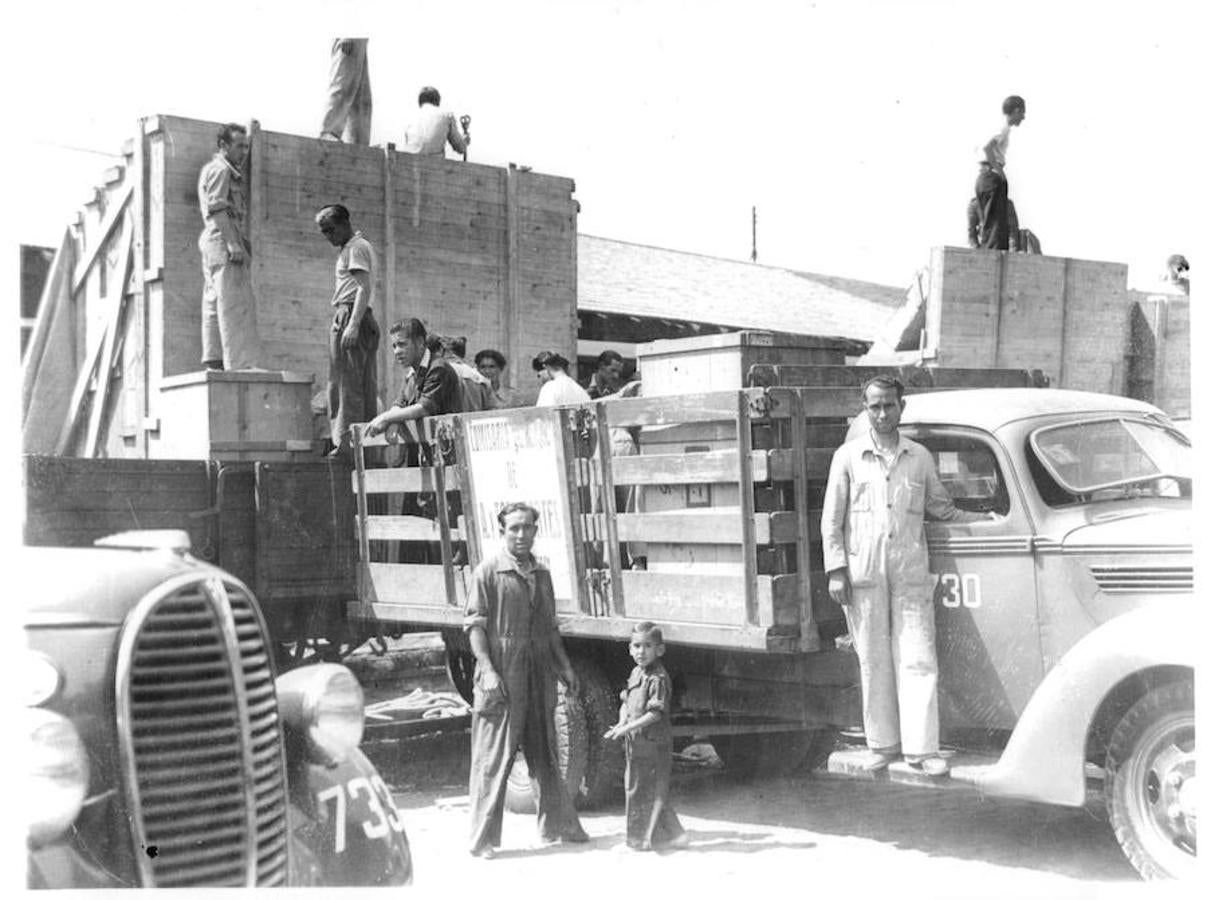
403,86 -> 469,158
586,349 -> 626,399
316,204 -> 379,458
474,349 -> 522,408
197,123 -> 262,371
320,38 -> 372,144
821,376 -> 989,777
974,95 -> 1026,251
441,335 -> 499,412
464,502 -> 591,858
366,317 -> 463,437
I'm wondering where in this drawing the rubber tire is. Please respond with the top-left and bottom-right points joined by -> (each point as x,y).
715,729 -> 837,781
1104,680 -> 1196,880
504,679 -> 589,814
504,657 -> 624,814
441,629 -> 475,705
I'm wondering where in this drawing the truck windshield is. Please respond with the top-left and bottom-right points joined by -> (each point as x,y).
1029,417 -> 1192,502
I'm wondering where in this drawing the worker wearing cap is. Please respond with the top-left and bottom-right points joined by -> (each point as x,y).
320,38 -> 372,144
402,86 -> 469,158
822,375 -> 991,777
974,95 -> 1026,251
197,122 -> 263,371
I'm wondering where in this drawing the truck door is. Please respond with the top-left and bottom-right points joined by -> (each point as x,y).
905,426 -> 1043,734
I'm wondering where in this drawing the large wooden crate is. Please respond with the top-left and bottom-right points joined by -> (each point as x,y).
23,114 -> 578,458
923,246 -> 1130,394
1126,293 -> 1191,419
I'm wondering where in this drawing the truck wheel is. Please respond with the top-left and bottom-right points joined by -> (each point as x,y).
1104,680 -> 1196,880
504,680 -> 589,814
716,729 -> 836,780
574,658 -> 625,809
441,629 -> 475,705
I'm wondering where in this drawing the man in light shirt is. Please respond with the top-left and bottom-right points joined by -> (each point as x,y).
973,95 -> 1026,251
403,86 -> 469,158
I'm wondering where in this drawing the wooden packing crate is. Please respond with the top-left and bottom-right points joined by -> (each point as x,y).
154,370 -> 318,460
1125,293 -> 1191,419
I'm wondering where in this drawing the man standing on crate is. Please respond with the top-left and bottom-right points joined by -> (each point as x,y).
315,203 -> 380,460
822,375 -> 992,778
973,95 -> 1026,251
197,123 -> 263,371
319,38 -> 372,144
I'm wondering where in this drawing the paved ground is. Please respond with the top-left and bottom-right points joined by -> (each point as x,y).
364,727 -> 1182,898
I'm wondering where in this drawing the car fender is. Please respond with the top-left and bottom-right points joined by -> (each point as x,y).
287,746 -> 413,886
975,603 -> 1195,806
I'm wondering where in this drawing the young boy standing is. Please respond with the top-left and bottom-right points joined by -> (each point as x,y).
604,622 -> 688,851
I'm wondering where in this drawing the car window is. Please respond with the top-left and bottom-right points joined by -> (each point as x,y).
909,432 -> 1010,515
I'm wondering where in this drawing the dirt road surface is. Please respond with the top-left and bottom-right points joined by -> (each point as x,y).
364,727 -> 1194,899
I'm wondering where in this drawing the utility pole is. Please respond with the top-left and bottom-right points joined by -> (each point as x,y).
751,205 -> 758,263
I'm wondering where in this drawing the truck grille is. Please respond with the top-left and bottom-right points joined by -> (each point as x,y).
118,577 -> 289,887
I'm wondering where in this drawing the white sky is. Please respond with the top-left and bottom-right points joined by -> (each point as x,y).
6,0 -> 1202,290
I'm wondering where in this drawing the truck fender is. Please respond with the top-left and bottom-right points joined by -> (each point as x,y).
287,747 -> 413,886
975,604 -> 1195,807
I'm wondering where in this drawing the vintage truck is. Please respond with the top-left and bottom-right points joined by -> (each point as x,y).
340,352 -> 1194,881
21,346 -> 1195,881
19,532 -> 413,888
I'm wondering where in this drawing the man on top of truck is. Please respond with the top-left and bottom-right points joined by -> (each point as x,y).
822,375 -> 991,777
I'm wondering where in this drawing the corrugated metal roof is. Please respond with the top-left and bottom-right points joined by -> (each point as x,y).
578,235 -> 904,342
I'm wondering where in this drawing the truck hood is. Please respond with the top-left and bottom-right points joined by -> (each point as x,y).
19,545 -> 214,626
1061,506 -> 1193,553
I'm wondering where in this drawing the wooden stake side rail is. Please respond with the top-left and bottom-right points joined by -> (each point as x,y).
348,388 -> 846,652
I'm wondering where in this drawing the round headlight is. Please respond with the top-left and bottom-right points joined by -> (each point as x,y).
21,651 -> 63,707
277,664 -> 365,765
24,708 -> 90,846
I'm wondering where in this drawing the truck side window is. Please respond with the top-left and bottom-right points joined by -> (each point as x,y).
912,434 -> 1010,515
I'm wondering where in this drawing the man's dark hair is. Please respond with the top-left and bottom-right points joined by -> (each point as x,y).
1002,95 -> 1026,115
532,350 -> 570,372
315,203 -> 351,225
1167,254 -> 1189,273
861,374 -> 906,402
418,86 -> 442,107
475,349 -> 507,370
442,335 -> 467,358
497,501 -> 539,528
217,123 -> 247,147
632,621 -> 665,644
597,349 -> 623,368
389,317 -> 427,342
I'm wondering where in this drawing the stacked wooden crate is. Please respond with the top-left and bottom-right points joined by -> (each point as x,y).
923,246 -> 1131,394
1126,291 -> 1191,419
24,114 -> 578,459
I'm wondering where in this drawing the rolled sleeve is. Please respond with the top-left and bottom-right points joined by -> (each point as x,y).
201,165 -> 232,216
418,363 -> 460,415
820,445 -> 851,573
644,673 -> 668,715
346,241 -> 373,275
463,564 -> 492,633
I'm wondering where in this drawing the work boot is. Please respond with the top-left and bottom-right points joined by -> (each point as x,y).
862,747 -> 900,771
906,754 -> 950,777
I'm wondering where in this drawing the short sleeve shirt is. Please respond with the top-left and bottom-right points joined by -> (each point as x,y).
394,353 -> 463,416
197,154 -> 246,246
621,661 -> 673,745
332,232 -> 376,307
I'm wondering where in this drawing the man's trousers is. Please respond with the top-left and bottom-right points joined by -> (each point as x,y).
327,305 -> 379,454
321,39 -> 372,145
843,584 -> 939,758
200,243 -> 262,370
974,169 -> 1010,251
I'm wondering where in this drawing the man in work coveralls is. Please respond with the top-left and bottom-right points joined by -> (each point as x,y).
320,38 -> 372,144
464,502 -> 591,858
821,376 -> 990,777
197,123 -> 262,371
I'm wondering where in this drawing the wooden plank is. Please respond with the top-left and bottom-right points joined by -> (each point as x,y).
602,511 -> 794,544
557,407 -> 592,615
599,389 -> 771,428
593,402 -> 625,616
364,562 -> 467,610
787,389 -> 820,651
71,181 -> 134,296
611,450 -> 768,485
453,416 -> 483,566
358,465 -> 463,494
360,515 -> 466,541
555,614 -> 777,652
736,394 -> 758,625
348,601 -> 465,629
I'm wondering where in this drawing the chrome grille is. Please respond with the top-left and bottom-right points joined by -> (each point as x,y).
1089,565 -> 1194,594
119,577 -> 289,887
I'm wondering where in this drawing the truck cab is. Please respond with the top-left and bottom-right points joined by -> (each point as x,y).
889,389 -> 1194,879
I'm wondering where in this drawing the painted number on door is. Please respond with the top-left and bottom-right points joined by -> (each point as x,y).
317,775 -> 406,853
938,572 -> 983,609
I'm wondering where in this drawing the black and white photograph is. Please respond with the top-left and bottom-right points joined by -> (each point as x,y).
9,1 -> 1200,894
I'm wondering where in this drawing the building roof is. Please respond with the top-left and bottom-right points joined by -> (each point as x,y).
577,235 -> 904,343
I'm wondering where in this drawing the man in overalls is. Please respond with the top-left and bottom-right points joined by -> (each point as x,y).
464,502 -> 590,858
